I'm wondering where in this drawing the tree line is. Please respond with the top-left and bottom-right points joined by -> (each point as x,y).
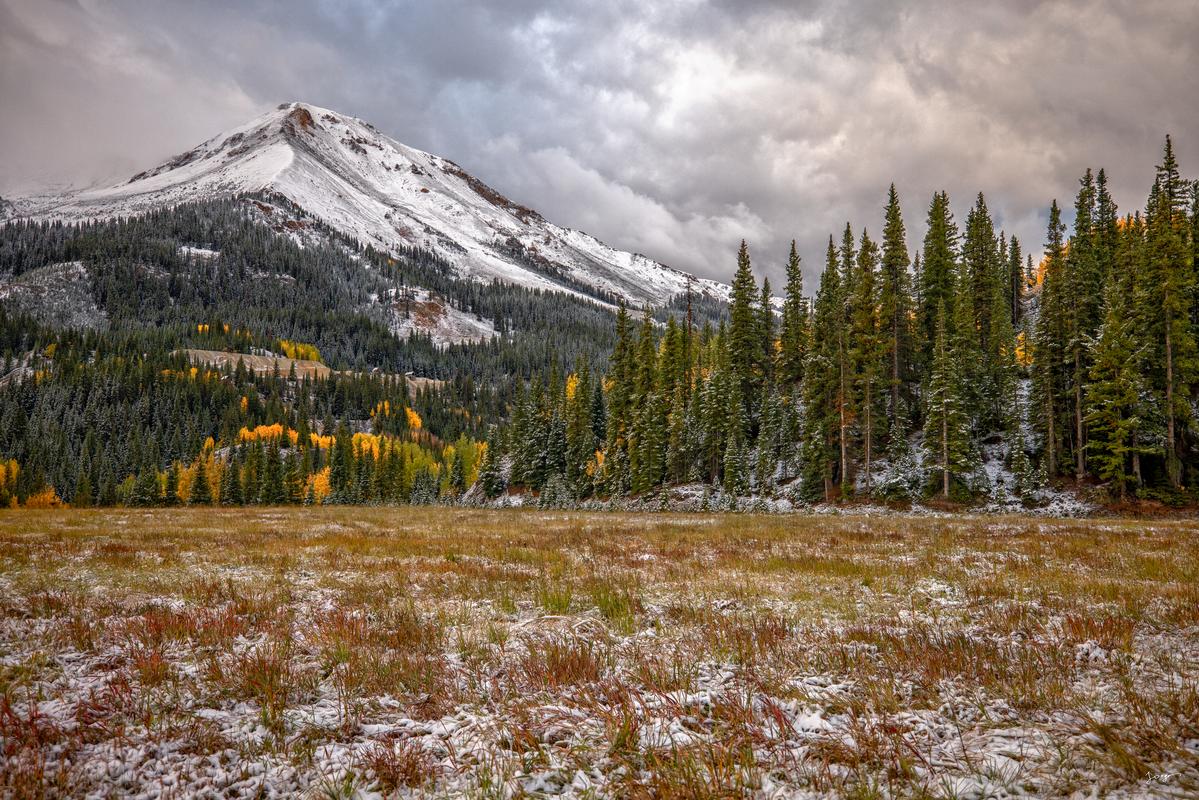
486,138 -> 1199,506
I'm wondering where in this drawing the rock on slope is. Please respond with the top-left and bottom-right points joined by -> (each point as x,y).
12,103 -> 728,308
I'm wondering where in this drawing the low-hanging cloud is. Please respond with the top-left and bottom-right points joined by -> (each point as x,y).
1,0 -> 1195,288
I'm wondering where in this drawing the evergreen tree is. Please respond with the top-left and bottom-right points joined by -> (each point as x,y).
1033,200 -> 1069,478
924,303 -> 972,498
879,184 -> 914,430
917,192 -> 959,378
189,458 -> 212,505
130,468 -> 161,507
1086,273 -> 1151,501
221,457 -> 243,505
849,230 -> 883,495
163,463 -> 181,507
798,238 -> 843,502
73,470 -> 93,508
728,240 -> 762,414
1142,136 -> 1197,487
777,240 -> 808,390
259,437 -> 284,504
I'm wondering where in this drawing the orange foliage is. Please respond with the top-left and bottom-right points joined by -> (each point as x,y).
238,423 -> 298,445
352,432 -> 382,459
25,488 -> 64,508
305,467 -> 332,503
1016,330 -> 1033,367
277,339 -> 322,362
405,407 -> 423,431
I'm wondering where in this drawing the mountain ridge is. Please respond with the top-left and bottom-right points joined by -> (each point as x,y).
9,102 -> 729,308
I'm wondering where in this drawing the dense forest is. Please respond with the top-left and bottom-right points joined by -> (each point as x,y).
489,138 -> 1199,507
1,140 -> 1196,510
0,194 -> 630,507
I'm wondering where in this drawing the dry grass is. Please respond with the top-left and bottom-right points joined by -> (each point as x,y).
0,507 -> 1196,797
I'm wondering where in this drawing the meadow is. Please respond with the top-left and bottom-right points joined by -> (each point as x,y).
0,508 -> 1196,798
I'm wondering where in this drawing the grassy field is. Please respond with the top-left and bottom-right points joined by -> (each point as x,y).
0,508 -> 1196,798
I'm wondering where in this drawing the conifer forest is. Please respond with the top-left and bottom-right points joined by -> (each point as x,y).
13,141 -> 1189,511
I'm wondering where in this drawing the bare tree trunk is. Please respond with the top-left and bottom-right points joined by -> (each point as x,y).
839,341 -> 850,493
1166,322 -> 1180,487
864,382 -> 872,496
1075,348 -> 1085,482
942,408 -> 950,499
891,323 -> 900,421
1046,388 -> 1056,478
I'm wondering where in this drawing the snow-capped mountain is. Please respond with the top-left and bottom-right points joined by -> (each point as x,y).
11,102 -> 727,308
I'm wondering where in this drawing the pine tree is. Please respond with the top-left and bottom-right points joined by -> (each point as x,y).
189,458 -> 212,505
1064,169 -> 1104,480
283,452 -> 302,503
728,240 -> 762,413
924,302 -> 972,498
917,191 -> 959,379
259,437 -> 284,504
879,184 -> 914,430
778,240 -> 808,390
477,429 -> 507,498
130,468 -> 161,507
1033,200 -> 1068,478
1007,235 -> 1024,326
564,361 -> 596,497
1086,273 -> 1151,501
850,230 -> 883,495
73,470 -> 93,508
798,238 -> 843,502
163,463 -> 181,506
1142,136 -> 1197,487
221,456 -> 243,505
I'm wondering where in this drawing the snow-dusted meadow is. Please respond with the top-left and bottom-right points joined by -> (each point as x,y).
1,508 -> 1196,798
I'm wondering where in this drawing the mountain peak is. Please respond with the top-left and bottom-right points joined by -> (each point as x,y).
13,102 -> 728,307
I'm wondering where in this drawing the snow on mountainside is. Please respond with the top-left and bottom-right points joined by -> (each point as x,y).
12,103 -> 729,308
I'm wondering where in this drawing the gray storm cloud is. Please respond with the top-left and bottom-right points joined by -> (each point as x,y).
1,0 -> 1195,288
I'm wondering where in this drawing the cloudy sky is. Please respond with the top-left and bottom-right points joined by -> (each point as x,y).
1,0 -> 1196,286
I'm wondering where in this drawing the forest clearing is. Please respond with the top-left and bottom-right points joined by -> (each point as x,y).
1,507 -> 1196,797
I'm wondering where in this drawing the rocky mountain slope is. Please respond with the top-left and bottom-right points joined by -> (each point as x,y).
9,102 -> 727,308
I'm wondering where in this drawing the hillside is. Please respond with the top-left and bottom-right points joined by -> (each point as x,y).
10,103 -> 729,309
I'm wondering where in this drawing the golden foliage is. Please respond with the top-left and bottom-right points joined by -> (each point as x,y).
306,467 -> 331,504
353,432 -> 383,459
277,339 -> 322,362
405,407 -> 423,431
238,423 -> 298,445
25,488 -> 64,509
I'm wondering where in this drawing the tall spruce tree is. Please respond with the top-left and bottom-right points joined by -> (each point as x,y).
798,238 -> 843,502
1086,267 -> 1150,501
917,192 -> 959,382
879,184 -> 914,431
924,302 -> 972,498
1033,200 -> 1068,478
1142,137 -> 1197,487
849,230 -> 883,495
778,240 -> 808,390
728,240 -> 762,415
